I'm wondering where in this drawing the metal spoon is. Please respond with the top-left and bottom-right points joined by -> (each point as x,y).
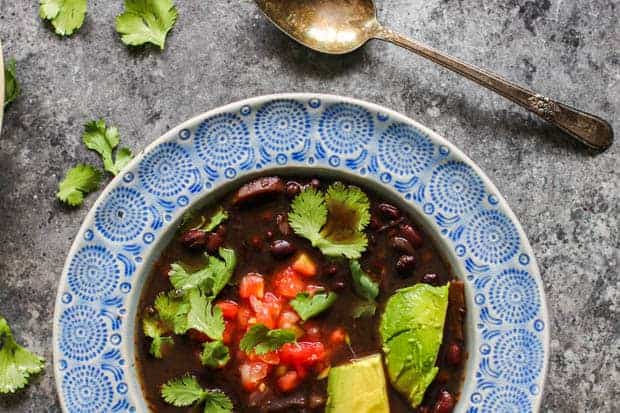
255,0 -> 613,150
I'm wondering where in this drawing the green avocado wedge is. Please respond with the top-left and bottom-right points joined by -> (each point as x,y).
325,354 -> 390,413
380,283 -> 450,408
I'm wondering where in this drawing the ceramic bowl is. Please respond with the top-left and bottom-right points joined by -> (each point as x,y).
53,94 -> 549,412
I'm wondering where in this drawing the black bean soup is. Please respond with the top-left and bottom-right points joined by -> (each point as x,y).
136,175 -> 466,413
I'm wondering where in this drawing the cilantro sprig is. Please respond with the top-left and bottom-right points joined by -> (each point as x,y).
349,260 -> 379,318
39,0 -> 88,36
56,119 -> 133,207
290,292 -> 337,321
56,164 -> 102,207
0,316 -> 45,394
169,248 -> 236,296
161,375 -> 233,412
200,340 -> 230,369
193,208 -> 229,233
288,183 -> 371,259
82,119 -> 134,176
4,58 -> 20,109
142,315 -> 173,358
116,0 -> 178,50
154,291 -> 190,335
239,324 -> 296,355
187,290 -> 225,341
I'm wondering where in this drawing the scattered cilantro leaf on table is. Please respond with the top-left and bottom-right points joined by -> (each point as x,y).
39,0 -> 87,36
187,289 -> 225,341
56,164 -> 102,207
142,315 -> 173,358
161,375 -> 233,412
115,0 -> 178,50
0,316 -> 45,394
289,183 -> 371,258
290,292 -> 337,321
239,324 -> 296,355
200,340 -> 230,369
4,58 -> 20,109
82,119 -> 134,176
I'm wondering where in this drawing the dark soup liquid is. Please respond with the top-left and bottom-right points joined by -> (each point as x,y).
136,175 -> 466,413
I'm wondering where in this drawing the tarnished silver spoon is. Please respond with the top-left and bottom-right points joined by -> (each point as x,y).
255,0 -> 613,150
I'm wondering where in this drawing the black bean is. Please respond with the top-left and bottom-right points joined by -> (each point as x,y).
270,240 -> 297,257
250,235 -> 263,250
310,178 -> 321,189
422,273 -> 438,285
378,203 -> 400,219
399,224 -> 423,249
390,236 -> 415,255
433,390 -> 455,413
206,232 -> 224,253
179,229 -> 207,249
396,255 -> 416,273
368,216 -> 382,230
324,263 -> 338,276
446,343 -> 462,366
285,181 -> 302,198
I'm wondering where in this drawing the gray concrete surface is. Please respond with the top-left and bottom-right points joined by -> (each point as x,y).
0,0 -> 618,411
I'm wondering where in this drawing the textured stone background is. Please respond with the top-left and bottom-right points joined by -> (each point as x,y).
0,0 -> 618,412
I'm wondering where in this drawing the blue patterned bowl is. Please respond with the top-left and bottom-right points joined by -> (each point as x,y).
53,94 -> 549,412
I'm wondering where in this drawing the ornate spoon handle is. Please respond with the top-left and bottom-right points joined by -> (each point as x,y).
375,28 -> 613,150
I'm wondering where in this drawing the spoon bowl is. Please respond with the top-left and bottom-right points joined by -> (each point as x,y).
255,0 -> 613,150
255,0 -> 379,54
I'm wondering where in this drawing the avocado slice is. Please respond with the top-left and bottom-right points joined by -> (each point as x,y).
326,354 -> 390,413
380,283 -> 450,408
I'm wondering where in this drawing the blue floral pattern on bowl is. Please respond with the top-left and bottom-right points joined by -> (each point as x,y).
53,94 -> 549,412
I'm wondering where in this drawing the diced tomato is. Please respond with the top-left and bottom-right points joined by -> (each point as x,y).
279,341 -> 326,368
292,253 -> 317,277
278,310 -> 300,329
237,305 -> 252,329
277,371 -> 301,392
247,351 -> 280,365
305,284 -> 325,296
240,274 -> 265,299
250,295 -> 278,329
217,300 -> 239,320
329,328 -> 347,345
222,321 -> 235,345
302,322 -> 322,341
187,328 -> 209,343
273,267 -> 305,298
240,361 -> 270,391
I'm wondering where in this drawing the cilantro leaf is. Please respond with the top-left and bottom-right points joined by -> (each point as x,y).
194,208 -> 229,232
349,260 -> 379,301
187,290 -> 224,341
161,375 -> 207,406
142,315 -> 173,358
203,391 -> 234,413
4,58 -> 20,109
0,316 -> 45,394
82,119 -> 133,176
161,375 -> 233,412
169,248 -> 236,296
154,291 -> 189,334
200,340 -> 230,369
290,292 -> 337,321
56,164 -> 102,207
39,0 -> 87,36
239,324 -> 296,355
289,184 -> 370,258
115,0 -> 178,50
